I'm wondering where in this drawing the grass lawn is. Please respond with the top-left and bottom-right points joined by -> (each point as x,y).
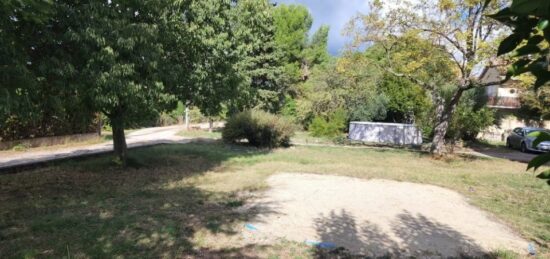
0,142 -> 548,258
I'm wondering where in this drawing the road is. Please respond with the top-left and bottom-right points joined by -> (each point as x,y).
462,145 -> 538,163
0,125 -> 188,171
1,124 -> 539,171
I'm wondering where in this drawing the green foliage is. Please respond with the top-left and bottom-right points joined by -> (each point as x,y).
491,0 -> 550,182
490,0 -> 550,88
281,96 -> 297,118
0,0 -> 98,140
378,74 -> 431,123
273,4 -> 312,65
167,0 -> 242,118
517,78 -> 550,123
447,89 -> 495,141
222,110 -> 295,148
303,25 -> 331,69
296,55 -> 383,128
309,109 -> 347,138
348,94 -> 389,122
228,0 -> 285,113
272,3 -> 329,107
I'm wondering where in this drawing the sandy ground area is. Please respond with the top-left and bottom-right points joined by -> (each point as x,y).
242,173 -> 529,257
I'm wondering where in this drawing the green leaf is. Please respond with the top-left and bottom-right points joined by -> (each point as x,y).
537,20 -> 549,30
511,0 -> 541,15
497,34 -> 523,56
544,27 -> 550,42
533,131 -> 550,147
536,169 -> 550,180
527,152 -> 550,171
533,70 -> 550,89
508,59 -> 531,75
527,35 -> 544,45
487,7 -> 514,23
512,44 -> 541,57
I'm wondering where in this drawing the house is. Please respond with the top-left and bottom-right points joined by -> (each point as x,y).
479,66 -> 521,109
477,66 -> 548,141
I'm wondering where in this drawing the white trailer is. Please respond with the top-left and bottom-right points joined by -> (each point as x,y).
348,121 -> 423,145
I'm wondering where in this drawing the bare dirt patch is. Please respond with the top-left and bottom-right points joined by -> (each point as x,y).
242,173 -> 529,257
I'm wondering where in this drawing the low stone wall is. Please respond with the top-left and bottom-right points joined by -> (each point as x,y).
0,133 -> 100,151
349,122 -> 423,145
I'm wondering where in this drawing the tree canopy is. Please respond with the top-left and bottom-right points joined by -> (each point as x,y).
346,0 -> 508,155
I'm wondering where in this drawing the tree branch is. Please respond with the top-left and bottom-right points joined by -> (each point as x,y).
420,28 -> 466,57
463,75 -> 511,90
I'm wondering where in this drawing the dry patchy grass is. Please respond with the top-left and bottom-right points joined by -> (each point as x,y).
0,142 -> 548,258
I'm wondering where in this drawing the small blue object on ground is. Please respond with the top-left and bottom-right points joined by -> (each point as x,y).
318,242 -> 337,249
528,243 -> 536,255
244,223 -> 259,231
305,240 -> 320,246
305,240 -> 337,249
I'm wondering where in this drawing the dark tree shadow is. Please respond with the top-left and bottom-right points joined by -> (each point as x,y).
392,211 -> 485,258
0,142 -> 280,258
314,209 -> 397,258
313,209 -> 490,258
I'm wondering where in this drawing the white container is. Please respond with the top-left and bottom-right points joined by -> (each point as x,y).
348,121 -> 423,145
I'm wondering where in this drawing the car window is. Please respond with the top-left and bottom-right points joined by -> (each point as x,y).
526,130 -> 550,137
513,128 -> 522,135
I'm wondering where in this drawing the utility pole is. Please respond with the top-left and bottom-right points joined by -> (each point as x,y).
185,101 -> 190,130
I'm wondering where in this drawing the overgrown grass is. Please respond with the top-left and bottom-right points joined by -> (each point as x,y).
0,143 -> 548,257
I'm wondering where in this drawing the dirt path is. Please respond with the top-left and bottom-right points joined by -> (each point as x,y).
0,125 -> 188,171
242,173 -> 529,257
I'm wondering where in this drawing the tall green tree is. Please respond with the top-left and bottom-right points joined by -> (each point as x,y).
71,0 -> 176,164
230,0 -> 285,113
0,0 -> 53,113
163,0 -> 241,119
1,0 -> 99,141
302,25 -> 330,80
273,3 -> 312,83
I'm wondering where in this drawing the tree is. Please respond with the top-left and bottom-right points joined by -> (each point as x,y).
296,52 -> 386,128
163,0 -> 241,120
517,88 -> 550,126
302,25 -> 330,80
347,0 -> 509,156
229,0 -> 285,113
0,0 -> 53,114
1,1 -> 99,141
273,4 -> 312,83
69,1 -> 176,165
490,0 -> 550,183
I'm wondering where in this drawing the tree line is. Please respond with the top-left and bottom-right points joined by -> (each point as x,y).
1,0 -> 295,164
2,0 -> 548,165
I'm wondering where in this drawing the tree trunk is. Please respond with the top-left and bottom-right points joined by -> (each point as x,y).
430,88 -> 465,156
111,117 -> 127,166
208,118 -> 213,133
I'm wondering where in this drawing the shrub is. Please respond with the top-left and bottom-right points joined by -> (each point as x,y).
222,110 -> 295,148
309,109 -> 347,138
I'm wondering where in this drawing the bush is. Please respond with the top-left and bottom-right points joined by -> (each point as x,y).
309,109 -> 347,138
222,110 -> 295,148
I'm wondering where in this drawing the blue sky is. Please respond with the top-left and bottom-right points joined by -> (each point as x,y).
274,0 -> 371,55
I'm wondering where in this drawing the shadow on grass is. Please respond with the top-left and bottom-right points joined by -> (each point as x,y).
313,209 -> 497,258
0,142 -> 279,258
